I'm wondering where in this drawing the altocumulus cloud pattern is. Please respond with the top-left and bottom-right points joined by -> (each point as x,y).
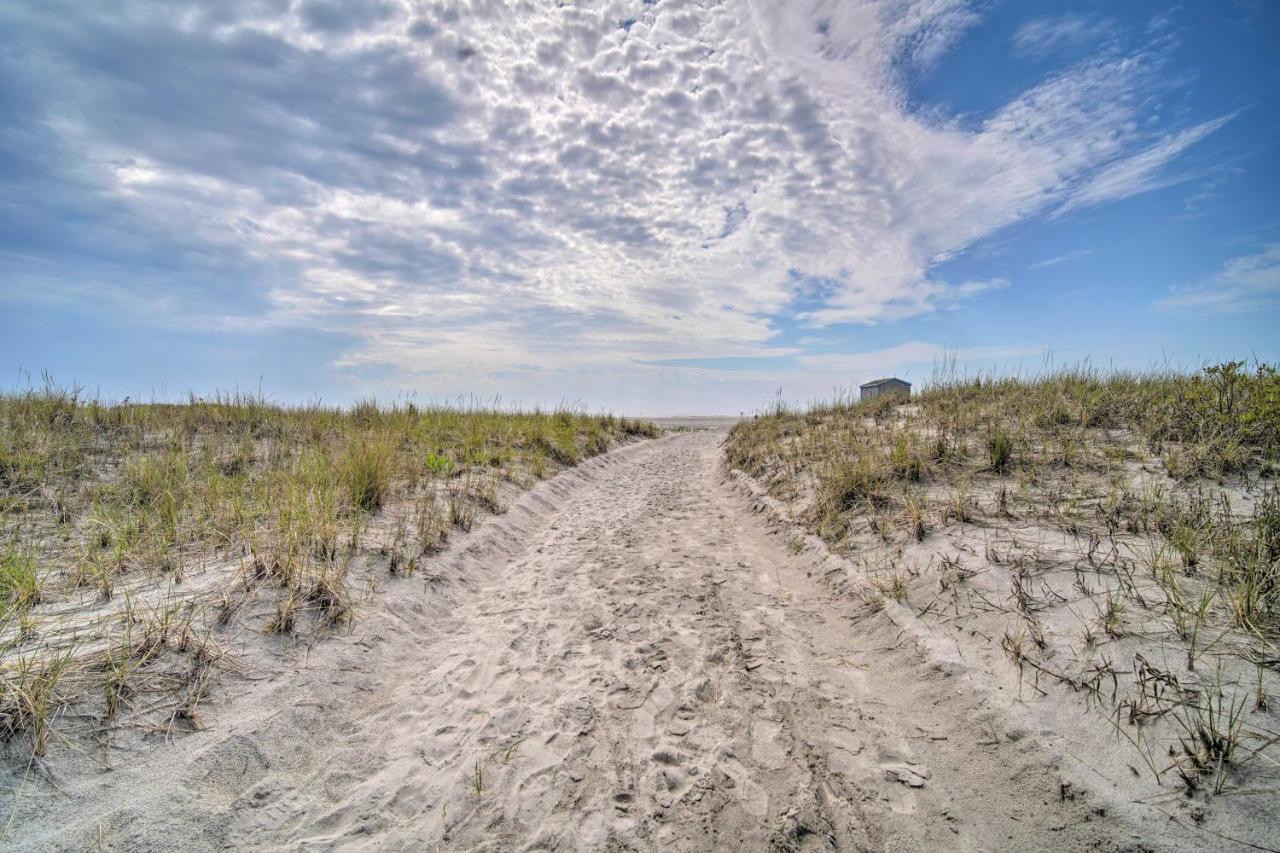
0,0 -> 1257,409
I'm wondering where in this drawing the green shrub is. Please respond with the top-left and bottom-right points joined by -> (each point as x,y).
1240,364 -> 1280,451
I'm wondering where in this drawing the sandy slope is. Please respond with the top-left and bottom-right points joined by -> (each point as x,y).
8,431 -> 1225,850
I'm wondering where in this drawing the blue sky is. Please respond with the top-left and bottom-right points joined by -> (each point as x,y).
2,0 -> 1278,414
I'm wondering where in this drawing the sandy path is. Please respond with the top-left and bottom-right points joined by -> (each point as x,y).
14,431 -> 1169,851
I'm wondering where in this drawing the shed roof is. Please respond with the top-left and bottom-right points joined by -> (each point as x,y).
859,377 -> 910,389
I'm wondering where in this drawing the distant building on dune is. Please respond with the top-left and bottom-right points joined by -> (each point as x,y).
859,377 -> 911,402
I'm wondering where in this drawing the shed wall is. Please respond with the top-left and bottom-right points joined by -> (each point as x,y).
859,379 -> 910,401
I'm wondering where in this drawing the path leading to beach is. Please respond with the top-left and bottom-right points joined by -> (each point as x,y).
17,431 -> 1163,851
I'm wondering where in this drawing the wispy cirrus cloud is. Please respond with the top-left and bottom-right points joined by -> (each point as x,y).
1028,249 -> 1093,270
1012,13 -> 1117,58
0,0 -> 1233,408
1157,244 -> 1280,313
1060,115 -> 1235,213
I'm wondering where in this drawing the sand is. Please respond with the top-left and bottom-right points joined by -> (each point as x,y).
5,430 -> 1265,850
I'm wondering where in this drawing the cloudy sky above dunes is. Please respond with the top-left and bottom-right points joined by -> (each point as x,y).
2,1 -> 1278,413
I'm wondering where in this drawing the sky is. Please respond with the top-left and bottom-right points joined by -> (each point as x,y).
1,0 -> 1278,415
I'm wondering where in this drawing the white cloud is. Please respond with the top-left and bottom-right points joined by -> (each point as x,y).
1060,115 -> 1233,213
1012,14 -> 1116,58
1027,249 -> 1092,270
3,0 -> 1230,410
1156,244 -> 1280,313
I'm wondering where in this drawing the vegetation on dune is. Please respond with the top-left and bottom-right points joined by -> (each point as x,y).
726,362 -> 1280,794
730,361 -> 1280,489
729,363 -> 1279,573
0,381 -> 656,759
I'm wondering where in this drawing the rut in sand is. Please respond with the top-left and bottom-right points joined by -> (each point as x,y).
16,430 -> 1177,850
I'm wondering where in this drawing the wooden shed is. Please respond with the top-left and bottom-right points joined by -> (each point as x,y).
859,377 -> 911,402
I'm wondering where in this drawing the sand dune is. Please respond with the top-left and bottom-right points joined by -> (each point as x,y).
6,429 -> 1259,850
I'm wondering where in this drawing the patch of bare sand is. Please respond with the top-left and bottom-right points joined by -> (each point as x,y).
4,431 -> 1248,850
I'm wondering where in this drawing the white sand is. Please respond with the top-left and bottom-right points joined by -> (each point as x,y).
5,430 -> 1262,850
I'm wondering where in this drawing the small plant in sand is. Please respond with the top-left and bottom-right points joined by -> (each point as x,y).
987,428 -> 1015,473
871,570 -> 909,604
0,542 -> 39,612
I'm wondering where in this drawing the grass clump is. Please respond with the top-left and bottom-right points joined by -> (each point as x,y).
0,650 -> 73,756
341,435 -> 394,514
0,542 -> 39,612
987,428 -> 1015,473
